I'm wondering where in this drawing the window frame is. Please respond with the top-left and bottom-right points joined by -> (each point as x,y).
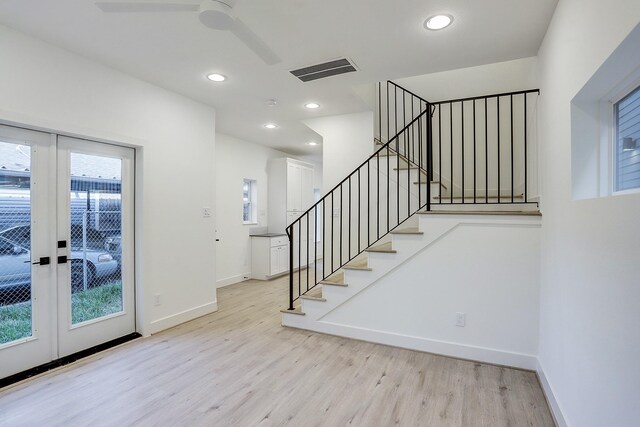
610,82 -> 640,196
242,178 -> 258,225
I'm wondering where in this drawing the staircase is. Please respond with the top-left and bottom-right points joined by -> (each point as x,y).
281,82 -> 540,325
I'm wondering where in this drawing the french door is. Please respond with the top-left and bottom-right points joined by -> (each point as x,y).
0,125 -> 135,379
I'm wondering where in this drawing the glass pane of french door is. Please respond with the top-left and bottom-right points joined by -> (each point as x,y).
68,152 -> 123,325
0,140 -> 33,345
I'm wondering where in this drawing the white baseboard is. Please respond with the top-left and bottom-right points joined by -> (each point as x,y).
536,359 -> 568,427
283,317 -> 537,370
149,301 -> 218,334
216,273 -> 251,288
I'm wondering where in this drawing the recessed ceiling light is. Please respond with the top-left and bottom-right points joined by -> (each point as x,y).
306,141 -> 319,146
207,73 -> 226,82
305,102 -> 320,109
424,14 -> 453,31
264,123 -> 278,129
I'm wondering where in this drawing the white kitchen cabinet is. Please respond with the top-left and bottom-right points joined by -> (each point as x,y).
268,158 -> 315,231
251,235 -> 289,280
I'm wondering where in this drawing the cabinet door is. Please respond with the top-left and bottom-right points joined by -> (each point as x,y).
301,166 -> 314,210
278,245 -> 289,274
286,163 -> 301,212
270,247 -> 279,274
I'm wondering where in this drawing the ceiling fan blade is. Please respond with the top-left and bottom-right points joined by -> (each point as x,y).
230,18 -> 281,66
95,2 -> 199,13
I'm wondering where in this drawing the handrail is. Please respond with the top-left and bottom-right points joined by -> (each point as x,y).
431,89 -> 540,105
387,80 -> 430,105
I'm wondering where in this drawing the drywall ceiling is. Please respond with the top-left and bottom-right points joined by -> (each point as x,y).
0,0 -> 557,159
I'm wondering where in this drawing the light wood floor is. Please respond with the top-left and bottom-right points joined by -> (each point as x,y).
0,275 -> 555,426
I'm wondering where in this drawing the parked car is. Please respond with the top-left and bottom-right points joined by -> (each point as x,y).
0,225 -> 119,299
104,235 -> 122,266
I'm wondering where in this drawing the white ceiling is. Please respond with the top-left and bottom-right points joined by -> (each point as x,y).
0,0 -> 557,160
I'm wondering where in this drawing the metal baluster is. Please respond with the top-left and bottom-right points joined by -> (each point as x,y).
497,96 -> 501,204
397,130 -> 400,227
314,205 -> 317,288
450,102 -> 453,204
358,169 -> 361,253
438,104 -> 442,205
368,160 -> 371,246
485,98 -> 488,204
524,94 -> 528,203
387,145 -> 390,233
288,226 -> 293,310
322,199 -> 326,278
339,185 -> 342,265
331,192 -> 334,272
462,101 -> 465,204
418,115 -> 422,209
348,176 -> 351,259
306,213 -> 309,291
378,82 -> 382,143
426,110 -> 431,211
298,221 -> 301,297
473,100 -> 477,204
510,94 -> 514,203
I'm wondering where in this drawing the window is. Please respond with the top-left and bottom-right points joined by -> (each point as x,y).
242,178 -> 257,224
614,85 -> 640,192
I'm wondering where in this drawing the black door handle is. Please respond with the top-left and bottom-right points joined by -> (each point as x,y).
28,257 -> 50,266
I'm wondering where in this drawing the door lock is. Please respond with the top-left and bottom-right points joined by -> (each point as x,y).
30,257 -> 51,266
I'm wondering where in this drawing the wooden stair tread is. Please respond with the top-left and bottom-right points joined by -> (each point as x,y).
391,227 -> 423,235
435,194 -> 524,200
319,280 -> 348,287
419,210 -> 542,217
365,242 -> 396,253
323,272 -> 344,284
300,295 -> 326,302
280,308 -> 305,316
343,258 -> 371,271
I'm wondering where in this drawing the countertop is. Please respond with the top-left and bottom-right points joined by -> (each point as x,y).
249,233 -> 287,238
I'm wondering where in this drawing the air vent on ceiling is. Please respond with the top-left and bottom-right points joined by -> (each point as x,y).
290,58 -> 357,82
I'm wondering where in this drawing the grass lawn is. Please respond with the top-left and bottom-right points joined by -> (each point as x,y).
72,280 -> 123,324
0,301 -> 31,345
0,281 -> 123,345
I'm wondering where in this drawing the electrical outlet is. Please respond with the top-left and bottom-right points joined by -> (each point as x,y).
455,312 -> 466,327
203,207 -> 212,218
154,294 -> 161,306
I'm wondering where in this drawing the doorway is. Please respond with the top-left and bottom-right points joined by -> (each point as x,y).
0,124 -> 136,379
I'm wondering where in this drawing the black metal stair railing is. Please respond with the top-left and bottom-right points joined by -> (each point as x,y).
285,81 -> 540,311
286,89 -> 432,310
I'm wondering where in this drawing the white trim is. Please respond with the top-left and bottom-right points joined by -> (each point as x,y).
216,273 -> 250,288
282,317 -> 537,370
536,358 -> 569,427
149,301 -> 218,334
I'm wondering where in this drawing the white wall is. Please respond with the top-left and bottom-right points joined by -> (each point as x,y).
0,24 -> 217,335
536,2 -> 640,426
286,214 -> 542,369
395,57 -> 538,102
215,133 -> 289,287
305,111 -> 374,192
